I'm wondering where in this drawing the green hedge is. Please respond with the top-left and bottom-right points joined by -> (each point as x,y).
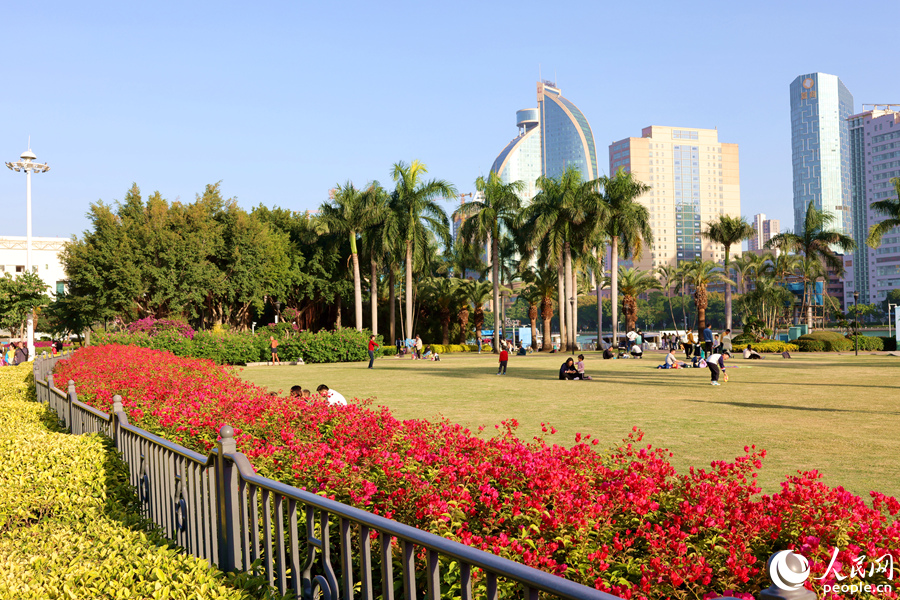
846,335 -> 884,351
94,328 -> 389,365
733,342 -> 799,353
0,365 -> 285,600
795,331 -> 853,352
430,344 -> 479,354
731,333 -> 756,346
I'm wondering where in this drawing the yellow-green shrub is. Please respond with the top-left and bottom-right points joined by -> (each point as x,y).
0,364 -> 284,600
430,344 -> 479,354
733,342 -> 799,353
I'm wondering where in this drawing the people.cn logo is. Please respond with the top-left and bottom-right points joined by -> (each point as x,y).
770,550 -> 811,591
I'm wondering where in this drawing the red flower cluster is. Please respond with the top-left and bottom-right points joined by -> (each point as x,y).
55,345 -> 899,600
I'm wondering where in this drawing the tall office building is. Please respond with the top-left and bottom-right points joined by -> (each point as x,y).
491,81 -> 598,201
843,106 -> 900,306
790,72 -> 854,236
748,213 -> 780,252
608,126 -> 740,269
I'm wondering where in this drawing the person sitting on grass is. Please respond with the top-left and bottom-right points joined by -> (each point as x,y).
659,347 -> 687,369
290,385 -> 303,398
743,344 -> 763,359
559,358 -> 578,380
316,384 -> 347,406
575,354 -> 591,380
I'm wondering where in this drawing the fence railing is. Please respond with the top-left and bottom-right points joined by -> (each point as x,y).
30,354 -> 772,600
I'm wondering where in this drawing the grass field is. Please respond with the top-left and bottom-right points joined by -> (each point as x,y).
239,350 -> 900,499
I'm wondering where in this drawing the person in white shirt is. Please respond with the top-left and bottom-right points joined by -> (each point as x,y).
316,384 -> 347,406
706,351 -> 730,385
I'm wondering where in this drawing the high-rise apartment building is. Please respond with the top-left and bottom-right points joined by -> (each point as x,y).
790,72 -> 854,236
843,106 -> 900,306
748,213 -> 780,252
491,81 -> 598,201
608,126 -> 740,269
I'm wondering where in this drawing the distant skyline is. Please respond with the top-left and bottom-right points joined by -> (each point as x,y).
2,0 -> 897,241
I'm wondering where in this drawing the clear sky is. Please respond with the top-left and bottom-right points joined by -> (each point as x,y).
1,0 -> 897,240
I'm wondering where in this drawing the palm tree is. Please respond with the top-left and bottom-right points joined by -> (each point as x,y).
522,266 -> 557,351
390,160 -> 456,341
454,280 -> 472,344
702,215 -> 756,330
766,200 -> 855,329
655,264 -> 681,337
867,177 -> 900,248
360,182 -> 395,336
463,280 -> 494,346
603,267 -> 661,333
521,166 -> 586,351
520,283 -> 542,352
683,259 -> 734,331
317,181 -> 380,331
454,172 -> 525,354
597,168 -> 651,349
419,277 -> 461,345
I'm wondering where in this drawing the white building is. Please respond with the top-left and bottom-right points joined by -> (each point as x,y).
0,236 -> 68,297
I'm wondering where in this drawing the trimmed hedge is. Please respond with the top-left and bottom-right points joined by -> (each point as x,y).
0,365 -> 284,600
732,342 -> 799,353
94,328 -> 389,365
795,331 -> 853,352
846,335 -> 885,351
730,333 -> 756,346
430,344 -> 479,354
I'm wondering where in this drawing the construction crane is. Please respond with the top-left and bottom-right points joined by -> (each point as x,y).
459,192 -> 473,205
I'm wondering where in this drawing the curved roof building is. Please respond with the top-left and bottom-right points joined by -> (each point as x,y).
491,81 -> 598,201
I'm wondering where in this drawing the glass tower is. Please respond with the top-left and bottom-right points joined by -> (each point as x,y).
491,82 -> 598,200
790,72 -> 854,236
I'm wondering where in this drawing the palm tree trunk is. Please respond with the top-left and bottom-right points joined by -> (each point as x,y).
370,259 -> 378,335
492,235 -> 500,354
542,297 -> 552,352
565,245 -> 574,351
557,260 -> 567,352
594,248 -> 602,349
335,294 -> 342,329
351,250 -> 363,331
389,269 -> 396,343
724,247 -> 732,331
610,238 -> 619,349
807,279 -> 814,330
405,241 -> 413,340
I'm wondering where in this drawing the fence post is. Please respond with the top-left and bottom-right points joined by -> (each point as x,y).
67,380 -> 76,431
111,395 -> 124,448
216,425 -> 241,571
46,374 -> 54,405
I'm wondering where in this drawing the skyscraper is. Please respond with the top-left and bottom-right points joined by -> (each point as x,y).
748,213 -> 780,252
608,126 -> 741,270
491,81 -> 598,200
790,72 -> 854,236
844,106 -> 900,306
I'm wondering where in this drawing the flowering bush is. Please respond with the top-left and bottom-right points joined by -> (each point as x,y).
54,346 -> 900,600
126,316 -> 196,340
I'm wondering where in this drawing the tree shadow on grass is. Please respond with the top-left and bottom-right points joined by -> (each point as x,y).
683,398 -> 900,416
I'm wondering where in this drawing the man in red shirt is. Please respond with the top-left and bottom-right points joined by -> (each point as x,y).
367,335 -> 379,369
497,347 -> 509,375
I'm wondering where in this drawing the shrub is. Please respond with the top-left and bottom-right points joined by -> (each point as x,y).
126,316 -> 196,340
430,344 -> 479,354
56,346 -> 900,600
732,341 -> 799,353
846,335 -> 884,351
880,336 -> 897,352
0,364 -> 274,600
731,333 -> 755,345
795,331 -> 853,352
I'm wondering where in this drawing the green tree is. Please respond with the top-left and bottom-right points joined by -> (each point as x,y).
0,272 -> 50,339
454,171 -> 524,354
418,277 -> 463,345
655,264 -> 681,337
390,160 -> 456,341
702,215 -> 756,330
597,168 -> 652,348
683,259 -> 733,331
867,177 -> 900,248
522,266 -> 557,352
318,181 -> 382,331
766,201 -> 855,329
360,182 -> 395,336
462,280 -> 493,344
603,267 -> 661,333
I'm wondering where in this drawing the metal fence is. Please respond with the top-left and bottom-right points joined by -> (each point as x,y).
30,354 -> 768,600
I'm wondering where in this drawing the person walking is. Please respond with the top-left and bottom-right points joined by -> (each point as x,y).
269,336 -> 281,365
706,350 -> 730,386
367,335 -> 379,369
476,331 -> 482,354
721,329 -> 733,354
685,330 -> 695,359
414,335 -> 423,359
13,342 -> 28,365
497,346 -> 509,375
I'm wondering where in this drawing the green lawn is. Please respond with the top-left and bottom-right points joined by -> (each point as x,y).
238,351 -> 900,499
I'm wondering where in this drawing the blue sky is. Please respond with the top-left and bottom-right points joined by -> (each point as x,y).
1,0 -> 896,240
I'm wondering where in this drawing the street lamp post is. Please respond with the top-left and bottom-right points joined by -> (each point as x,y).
853,291 -> 860,356
6,146 -> 50,361
569,296 -> 575,350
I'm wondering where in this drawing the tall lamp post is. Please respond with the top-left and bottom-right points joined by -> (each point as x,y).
853,291 -> 860,357
5,147 -> 50,360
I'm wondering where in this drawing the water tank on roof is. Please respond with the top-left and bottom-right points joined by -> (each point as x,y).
516,108 -> 539,128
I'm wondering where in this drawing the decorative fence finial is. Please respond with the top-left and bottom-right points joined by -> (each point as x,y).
759,550 -> 817,600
